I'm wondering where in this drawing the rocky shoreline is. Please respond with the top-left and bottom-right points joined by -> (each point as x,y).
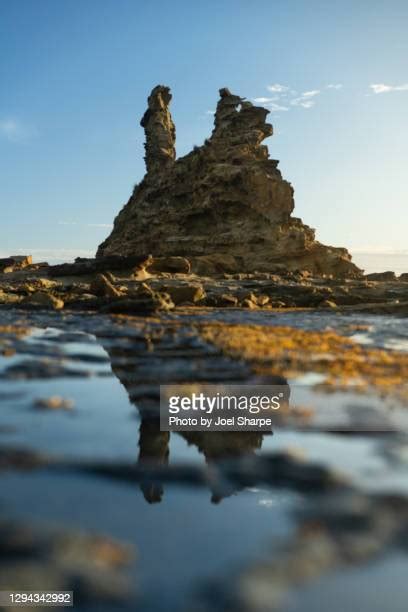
1,253 -> 407,316
2,86 -> 408,612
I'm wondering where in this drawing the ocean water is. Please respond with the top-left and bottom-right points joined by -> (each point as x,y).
351,253 -> 408,275
25,252 -> 408,276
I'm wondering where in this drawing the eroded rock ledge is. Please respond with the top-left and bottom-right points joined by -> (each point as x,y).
97,85 -> 361,278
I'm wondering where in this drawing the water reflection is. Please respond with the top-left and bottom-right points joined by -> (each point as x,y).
101,330 -> 287,504
137,412 -> 267,503
138,418 -> 169,503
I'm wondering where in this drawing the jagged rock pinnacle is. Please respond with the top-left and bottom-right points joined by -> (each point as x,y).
97,86 -> 361,278
140,85 -> 176,173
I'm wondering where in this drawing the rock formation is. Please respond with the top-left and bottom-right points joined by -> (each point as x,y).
97,86 -> 361,277
140,85 -> 176,173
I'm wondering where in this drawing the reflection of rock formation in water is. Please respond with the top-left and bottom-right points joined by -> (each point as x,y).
138,419 -> 169,504
98,327 -> 287,503
136,414 -> 266,504
182,430 -> 265,503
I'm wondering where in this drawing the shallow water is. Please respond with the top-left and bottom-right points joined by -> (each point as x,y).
1,309 -> 408,611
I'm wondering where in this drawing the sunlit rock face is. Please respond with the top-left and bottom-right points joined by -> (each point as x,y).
97,86 -> 361,277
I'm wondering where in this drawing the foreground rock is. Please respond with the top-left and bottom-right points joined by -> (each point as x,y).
97,86 -> 361,278
1,257 -> 408,315
0,255 -> 32,273
22,291 -> 64,310
0,517 -> 135,608
365,271 -> 397,282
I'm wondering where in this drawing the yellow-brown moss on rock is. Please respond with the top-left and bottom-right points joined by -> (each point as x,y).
200,324 -> 408,399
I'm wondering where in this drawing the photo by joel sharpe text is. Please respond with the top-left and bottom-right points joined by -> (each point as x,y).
160,385 -> 289,431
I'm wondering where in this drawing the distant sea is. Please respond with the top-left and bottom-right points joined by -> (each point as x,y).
3,250 -> 408,276
351,253 -> 408,275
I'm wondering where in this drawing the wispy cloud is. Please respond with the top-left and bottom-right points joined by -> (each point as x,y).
267,83 -> 289,93
58,221 -> 113,228
291,98 -> 316,108
0,118 -> 37,143
370,83 -> 408,94
87,223 -> 113,228
327,83 -> 343,89
265,102 -> 289,112
252,97 -> 288,111
255,86 -> 322,111
205,109 -> 215,115
252,97 -> 276,104
301,90 -> 320,98
290,90 -> 320,108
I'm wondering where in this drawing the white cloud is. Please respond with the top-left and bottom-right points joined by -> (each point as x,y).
205,109 -> 215,115
265,102 -> 289,112
254,84 -> 324,113
58,221 -> 113,228
301,90 -> 320,97
370,83 -> 408,94
267,83 -> 289,93
327,83 -> 343,89
301,100 -> 316,108
290,89 -> 320,109
0,118 -> 36,143
290,97 -> 315,108
87,223 -> 113,228
252,97 -> 276,104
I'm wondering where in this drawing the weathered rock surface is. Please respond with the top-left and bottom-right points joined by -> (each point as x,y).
366,271 -> 397,282
48,254 -> 152,277
89,273 -> 122,298
97,86 -> 361,278
21,291 -> 64,310
0,255 -> 32,273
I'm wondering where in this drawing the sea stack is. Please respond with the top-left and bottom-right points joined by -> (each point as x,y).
97,86 -> 361,277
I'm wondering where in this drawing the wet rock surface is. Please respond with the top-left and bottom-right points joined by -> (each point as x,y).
1,307 -> 408,611
0,517 -> 136,610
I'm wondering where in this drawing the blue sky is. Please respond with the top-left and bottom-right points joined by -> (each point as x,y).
1,0 -> 407,261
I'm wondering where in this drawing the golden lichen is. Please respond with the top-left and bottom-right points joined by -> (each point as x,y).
199,324 -> 408,400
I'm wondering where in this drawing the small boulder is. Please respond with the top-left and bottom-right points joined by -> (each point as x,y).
102,283 -> 174,314
0,255 -> 32,273
22,292 -> 64,310
161,283 -> 206,304
89,274 -> 122,298
241,292 -> 269,308
365,271 -> 397,282
35,278 -> 59,290
215,294 -> 239,307
320,299 -> 338,309
256,294 -> 270,306
34,396 -> 74,411
146,257 -> 191,275
0,291 -> 21,305
241,297 -> 258,309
